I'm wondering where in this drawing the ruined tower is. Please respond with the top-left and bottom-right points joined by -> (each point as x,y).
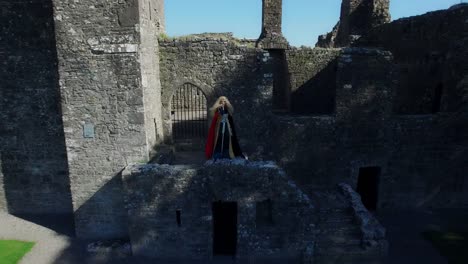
51,0 -> 166,238
256,0 -> 290,112
317,0 -> 390,47
256,0 -> 289,50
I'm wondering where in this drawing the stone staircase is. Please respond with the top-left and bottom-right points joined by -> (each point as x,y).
308,187 -> 387,264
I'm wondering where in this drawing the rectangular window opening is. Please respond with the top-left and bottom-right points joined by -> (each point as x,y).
176,209 -> 181,227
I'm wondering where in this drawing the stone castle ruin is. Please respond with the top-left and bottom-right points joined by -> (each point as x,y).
1,0 -> 467,262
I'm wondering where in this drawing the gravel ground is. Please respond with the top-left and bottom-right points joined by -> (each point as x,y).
0,212 -> 285,263
376,208 -> 468,264
2,209 -> 466,264
0,212 -> 72,264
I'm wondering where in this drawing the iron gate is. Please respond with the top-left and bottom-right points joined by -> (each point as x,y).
171,83 -> 208,142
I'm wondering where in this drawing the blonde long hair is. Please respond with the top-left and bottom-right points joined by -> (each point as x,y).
210,96 -> 234,115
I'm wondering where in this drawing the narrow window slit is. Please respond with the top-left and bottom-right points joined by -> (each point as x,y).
176,209 -> 181,227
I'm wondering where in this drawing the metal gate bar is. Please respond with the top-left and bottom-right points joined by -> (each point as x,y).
171,83 -> 207,142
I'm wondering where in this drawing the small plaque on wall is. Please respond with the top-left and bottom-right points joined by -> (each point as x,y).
83,123 -> 95,138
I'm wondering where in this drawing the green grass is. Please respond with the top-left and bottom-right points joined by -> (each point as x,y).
422,230 -> 468,264
158,32 -> 171,41
0,240 -> 35,264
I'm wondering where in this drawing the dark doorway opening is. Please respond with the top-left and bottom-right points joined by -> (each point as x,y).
432,83 -> 443,113
171,83 -> 208,148
212,201 -> 237,256
270,49 -> 291,113
356,167 -> 381,211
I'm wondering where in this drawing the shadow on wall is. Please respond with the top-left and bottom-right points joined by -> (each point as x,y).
30,172 -> 158,262
49,168 -> 154,263
0,0 -> 74,220
49,166 -> 201,263
290,59 -> 337,115
354,6 -> 468,115
346,0 -> 374,33
270,49 -> 291,112
330,0 -> 376,47
71,172 -> 129,240
49,165 -> 299,263
392,60 -> 445,114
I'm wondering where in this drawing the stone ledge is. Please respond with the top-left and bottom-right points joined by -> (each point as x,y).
338,183 -> 388,255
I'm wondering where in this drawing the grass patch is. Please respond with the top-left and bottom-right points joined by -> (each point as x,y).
422,230 -> 468,264
158,32 -> 172,41
0,240 -> 35,264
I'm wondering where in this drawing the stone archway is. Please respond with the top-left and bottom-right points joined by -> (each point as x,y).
170,83 -> 208,144
162,79 -> 218,146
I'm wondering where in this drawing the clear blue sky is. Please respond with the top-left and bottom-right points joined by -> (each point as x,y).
165,0 -> 463,47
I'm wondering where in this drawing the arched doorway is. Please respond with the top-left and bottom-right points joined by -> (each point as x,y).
171,83 -> 208,148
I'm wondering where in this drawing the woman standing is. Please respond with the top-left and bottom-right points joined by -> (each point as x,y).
205,96 -> 245,160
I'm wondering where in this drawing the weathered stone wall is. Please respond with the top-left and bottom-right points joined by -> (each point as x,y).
382,114 -> 468,208
122,161 -> 316,261
348,6 -> 468,208
159,34 -> 276,158
52,0 -> 164,238
159,33 -> 468,209
356,5 -> 468,115
149,0 -> 165,33
139,0 -> 165,155
317,0 -> 390,48
0,0 -> 73,214
334,48 -> 397,208
275,47 -> 468,209
2,0 -> 465,241
256,0 -> 288,49
286,48 -> 341,114
273,116 -> 337,187
275,48 -> 395,187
